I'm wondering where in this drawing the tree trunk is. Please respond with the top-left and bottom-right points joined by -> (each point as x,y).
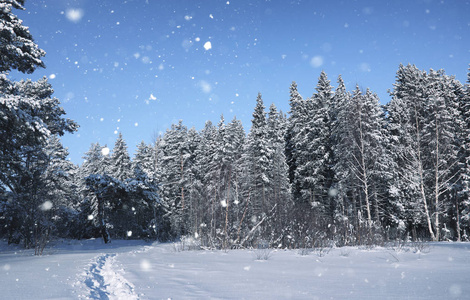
455,198 -> 461,242
414,105 -> 437,241
434,117 -> 440,241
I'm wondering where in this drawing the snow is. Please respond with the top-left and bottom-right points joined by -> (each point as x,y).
101,147 -> 110,156
1,240 -> 469,299
65,9 -> 84,23
203,41 -> 212,51
310,56 -> 324,68
39,200 -> 53,211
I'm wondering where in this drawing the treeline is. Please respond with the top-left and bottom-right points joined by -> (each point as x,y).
5,64 -> 470,251
1,2 -> 470,252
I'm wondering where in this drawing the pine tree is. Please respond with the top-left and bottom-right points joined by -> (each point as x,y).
133,141 -> 155,179
78,143 -> 107,238
387,64 -> 434,240
331,75 -> 354,244
0,0 -> 45,73
266,104 -> 292,246
197,120 -> 219,245
387,64 -> 462,241
111,132 -> 132,181
348,87 -> 387,233
460,66 -> 470,240
0,78 -> 77,248
223,117 -> 246,246
295,71 -> 333,216
127,164 -> 162,240
41,135 -> 79,241
245,93 -> 270,219
0,2 -> 77,249
285,81 -> 304,197
158,120 -> 190,237
85,174 -> 127,244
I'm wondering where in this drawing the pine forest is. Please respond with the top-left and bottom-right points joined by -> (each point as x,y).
1,1 -> 470,253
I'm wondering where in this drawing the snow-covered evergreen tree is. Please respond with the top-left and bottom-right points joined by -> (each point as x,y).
294,71 -> 333,220
244,93 -> 270,222
387,64 -> 463,241
330,75 -> 354,244
40,135 -> 79,240
0,0 -> 45,73
459,67 -> 470,240
285,81 -> 304,197
158,120 -> 190,237
133,141 -> 156,179
266,104 -> 292,246
111,132 -> 132,182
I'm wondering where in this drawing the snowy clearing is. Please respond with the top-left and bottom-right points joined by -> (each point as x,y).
1,240 -> 469,299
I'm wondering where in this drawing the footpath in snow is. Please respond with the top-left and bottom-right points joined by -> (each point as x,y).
79,253 -> 138,299
1,239 -> 469,299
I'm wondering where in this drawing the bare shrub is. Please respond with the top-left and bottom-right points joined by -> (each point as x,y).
298,248 -> 313,256
339,248 -> 351,257
410,240 -> 430,254
172,236 -> 202,252
254,248 -> 273,260
253,239 -> 272,260
313,239 -> 332,257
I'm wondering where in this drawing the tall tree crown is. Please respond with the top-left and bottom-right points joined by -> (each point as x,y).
0,0 -> 45,73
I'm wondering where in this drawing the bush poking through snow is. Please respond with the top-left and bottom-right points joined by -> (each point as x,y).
172,236 -> 202,252
298,248 -> 313,256
339,248 -> 351,257
410,240 -> 431,254
253,248 -> 273,260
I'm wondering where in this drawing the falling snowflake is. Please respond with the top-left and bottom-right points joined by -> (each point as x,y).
65,8 -> 84,23
204,41 -> 212,50
310,56 -> 324,68
40,201 -> 53,211
101,147 -> 110,156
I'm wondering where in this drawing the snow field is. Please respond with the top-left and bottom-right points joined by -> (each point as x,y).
79,253 -> 138,300
0,240 -> 469,299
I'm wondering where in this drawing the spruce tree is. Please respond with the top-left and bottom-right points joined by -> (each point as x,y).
0,0 -> 45,73
245,93 -> 270,219
111,132 -> 132,181
285,81 -> 304,197
134,141 -> 155,179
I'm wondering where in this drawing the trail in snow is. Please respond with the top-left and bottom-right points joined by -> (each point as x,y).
81,253 -> 139,300
1,240 -> 469,299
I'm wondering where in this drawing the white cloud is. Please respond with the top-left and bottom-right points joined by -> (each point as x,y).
310,55 -> 324,68
65,8 -> 84,23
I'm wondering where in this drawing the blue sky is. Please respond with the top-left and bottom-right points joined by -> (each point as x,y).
14,0 -> 470,164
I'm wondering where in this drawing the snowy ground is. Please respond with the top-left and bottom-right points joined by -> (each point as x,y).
1,239 -> 469,299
